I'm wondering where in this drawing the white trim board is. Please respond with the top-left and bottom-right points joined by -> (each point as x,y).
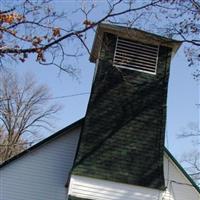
69,175 -> 162,200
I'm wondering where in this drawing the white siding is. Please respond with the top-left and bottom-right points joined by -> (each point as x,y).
163,153 -> 200,200
69,175 -> 162,200
68,152 -> 200,200
0,127 -> 81,200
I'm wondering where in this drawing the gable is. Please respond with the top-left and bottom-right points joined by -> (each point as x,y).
163,150 -> 200,199
0,126 -> 81,200
0,119 -> 83,169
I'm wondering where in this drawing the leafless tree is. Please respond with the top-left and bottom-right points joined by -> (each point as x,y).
178,122 -> 200,143
0,72 -> 60,163
180,150 -> 200,185
0,128 -> 28,163
150,0 -> 200,80
0,0 -> 200,75
0,0 -> 165,74
178,122 -> 200,185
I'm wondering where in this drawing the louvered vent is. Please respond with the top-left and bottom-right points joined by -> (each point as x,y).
113,37 -> 159,74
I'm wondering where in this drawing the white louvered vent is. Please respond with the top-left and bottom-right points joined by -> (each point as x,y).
113,37 -> 159,74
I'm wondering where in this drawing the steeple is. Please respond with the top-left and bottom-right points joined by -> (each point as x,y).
68,23 -> 182,198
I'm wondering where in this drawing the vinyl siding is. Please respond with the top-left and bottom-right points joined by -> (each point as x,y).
163,153 -> 200,200
69,152 -> 200,200
0,127 -> 81,200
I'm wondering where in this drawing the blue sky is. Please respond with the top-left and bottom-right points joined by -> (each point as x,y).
166,46 -> 198,157
8,1 -> 199,161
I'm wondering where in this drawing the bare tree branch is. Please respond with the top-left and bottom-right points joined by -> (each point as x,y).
0,71 -> 60,163
0,0 -> 162,73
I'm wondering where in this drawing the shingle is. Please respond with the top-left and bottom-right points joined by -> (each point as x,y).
72,33 -> 172,190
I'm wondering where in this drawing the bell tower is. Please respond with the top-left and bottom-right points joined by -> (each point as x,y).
68,23 -> 181,199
